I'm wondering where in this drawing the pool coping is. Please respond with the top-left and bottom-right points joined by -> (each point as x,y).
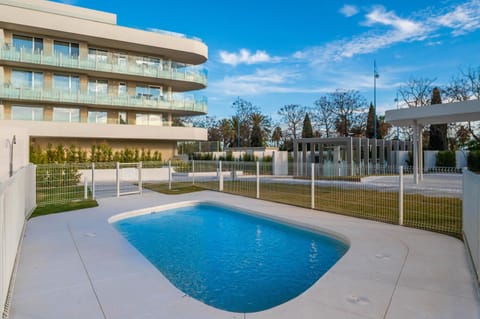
9,191 -> 480,319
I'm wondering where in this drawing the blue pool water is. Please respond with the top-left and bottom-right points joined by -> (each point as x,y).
113,203 -> 348,313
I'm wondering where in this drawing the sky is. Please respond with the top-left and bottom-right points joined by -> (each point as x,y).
53,0 -> 480,123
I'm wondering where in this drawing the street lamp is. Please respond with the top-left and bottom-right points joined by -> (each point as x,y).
373,60 -> 379,139
8,135 -> 16,177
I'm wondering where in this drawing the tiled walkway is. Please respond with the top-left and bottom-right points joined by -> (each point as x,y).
9,191 -> 480,319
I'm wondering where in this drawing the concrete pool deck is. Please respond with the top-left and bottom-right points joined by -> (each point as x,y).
9,191 -> 480,319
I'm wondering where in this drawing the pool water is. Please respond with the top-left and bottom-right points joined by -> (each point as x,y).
113,203 -> 348,313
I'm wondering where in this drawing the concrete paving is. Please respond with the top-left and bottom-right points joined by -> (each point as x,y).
9,191 -> 480,319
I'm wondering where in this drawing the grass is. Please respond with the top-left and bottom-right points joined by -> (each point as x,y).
143,183 -> 205,194
30,199 -> 98,219
36,185 -> 85,206
195,180 -> 462,238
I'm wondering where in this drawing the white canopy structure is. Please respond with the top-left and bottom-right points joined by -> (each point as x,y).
385,99 -> 480,184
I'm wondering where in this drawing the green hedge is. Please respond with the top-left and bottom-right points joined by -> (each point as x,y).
468,151 -> 480,172
436,151 -> 456,168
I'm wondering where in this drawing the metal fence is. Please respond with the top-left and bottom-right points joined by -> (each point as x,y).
35,160 -> 463,238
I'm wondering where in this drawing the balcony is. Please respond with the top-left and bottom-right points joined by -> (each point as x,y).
0,45 -> 208,90
0,86 -> 208,115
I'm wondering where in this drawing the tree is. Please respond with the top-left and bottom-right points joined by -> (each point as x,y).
329,90 -> 368,137
302,113 -> 313,138
428,87 -> 448,150
444,67 -> 480,144
271,126 -> 283,147
278,104 -> 306,140
398,77 -> 436,107
250,112 -> 271,147
366,102 -> 376,138
312,97 -> 335,138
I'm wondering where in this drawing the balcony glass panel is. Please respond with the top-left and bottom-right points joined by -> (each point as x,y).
1,45 -> 208,86
11,105 -> 43,121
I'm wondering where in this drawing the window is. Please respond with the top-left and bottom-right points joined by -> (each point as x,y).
88,48 -> 108,63
53,74 -> 80,92
11,106 -> 43,121
53,107 -> 80,122
136,113 -> 162,126
54,41 -> 79,58
11,70 -> 43,89
88,79 -> 108,95
88,111 -> 108,124
12,35 -> 43,53
118,111 -> 127,124
136,85 -> 162,99
118,83 -> 127,95
0,105 -> 4,120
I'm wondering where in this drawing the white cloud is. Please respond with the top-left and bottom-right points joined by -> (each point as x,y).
436,1 -> 480,36
219,49 -> 281,66
293,4 -> 447,64
339,4 -> 359,17
210,68 -> 327,96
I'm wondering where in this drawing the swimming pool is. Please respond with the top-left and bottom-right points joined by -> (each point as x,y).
112,202 -> 348,313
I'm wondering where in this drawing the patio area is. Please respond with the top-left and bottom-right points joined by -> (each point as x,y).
8,190 -> 479,319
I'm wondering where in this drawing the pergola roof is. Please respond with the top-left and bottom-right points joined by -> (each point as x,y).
385,99 -> 480,126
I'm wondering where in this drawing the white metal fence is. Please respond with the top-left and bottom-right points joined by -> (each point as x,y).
0,164 -> 36,316
463,170 -> 480,283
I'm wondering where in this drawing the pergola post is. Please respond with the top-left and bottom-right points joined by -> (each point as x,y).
413,120 -> 419,184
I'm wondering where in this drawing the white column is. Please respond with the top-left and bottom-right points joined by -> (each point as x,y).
399,166 -> 404,225
413,121 -> 419,184
256,161 -> 260,199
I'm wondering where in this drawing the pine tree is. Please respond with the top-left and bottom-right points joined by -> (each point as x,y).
302,113 -> 313,138
428,87 -> 448,150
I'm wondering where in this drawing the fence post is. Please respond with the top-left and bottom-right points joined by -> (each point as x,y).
256,161 -> 260,199
192,160 -> 195,185
399,165 -> 404,225
84,177 -> 88,200
168,160 -> 172,190
311,163 -> 315,209
91,162 -> 95,199
219,161 -> 223,192
138,162 -> 143,195
116,162 -> 120,198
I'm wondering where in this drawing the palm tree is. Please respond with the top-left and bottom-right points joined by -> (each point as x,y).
272,126 -> 283,147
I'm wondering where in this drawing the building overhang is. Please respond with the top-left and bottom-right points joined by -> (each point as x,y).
0,1 -> 208,64
385,99 -> 480,127
1,120 -> 208,141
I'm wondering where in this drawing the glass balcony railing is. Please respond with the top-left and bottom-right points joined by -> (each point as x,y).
0,45 -> 208,87
0,86 -> 208,114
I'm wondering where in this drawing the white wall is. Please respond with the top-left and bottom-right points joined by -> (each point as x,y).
0,125 -> 29,182
0,165 -> 36,311
463,170 -> 480,282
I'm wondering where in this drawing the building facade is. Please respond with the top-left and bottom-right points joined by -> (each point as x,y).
0,0 -> 208,160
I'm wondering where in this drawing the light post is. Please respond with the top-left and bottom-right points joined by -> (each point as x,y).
373,60 -> 379,139
394,93 -> 399,139
236,96 -> 241,148
8,135 -> 16,177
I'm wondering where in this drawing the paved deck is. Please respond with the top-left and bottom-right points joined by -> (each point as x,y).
10,191 -> 480,319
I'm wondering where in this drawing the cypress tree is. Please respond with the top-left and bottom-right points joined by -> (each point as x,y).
428,87 -> 448,150
302,113 -> 313,138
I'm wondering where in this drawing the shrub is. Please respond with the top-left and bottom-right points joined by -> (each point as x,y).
436,151 -> 456,168
468,150 -> 480,172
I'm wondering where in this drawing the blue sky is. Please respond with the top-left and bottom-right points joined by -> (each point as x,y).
54,0 -> 480,122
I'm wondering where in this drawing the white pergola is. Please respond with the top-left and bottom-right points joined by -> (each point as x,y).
385,99 -> 480,184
